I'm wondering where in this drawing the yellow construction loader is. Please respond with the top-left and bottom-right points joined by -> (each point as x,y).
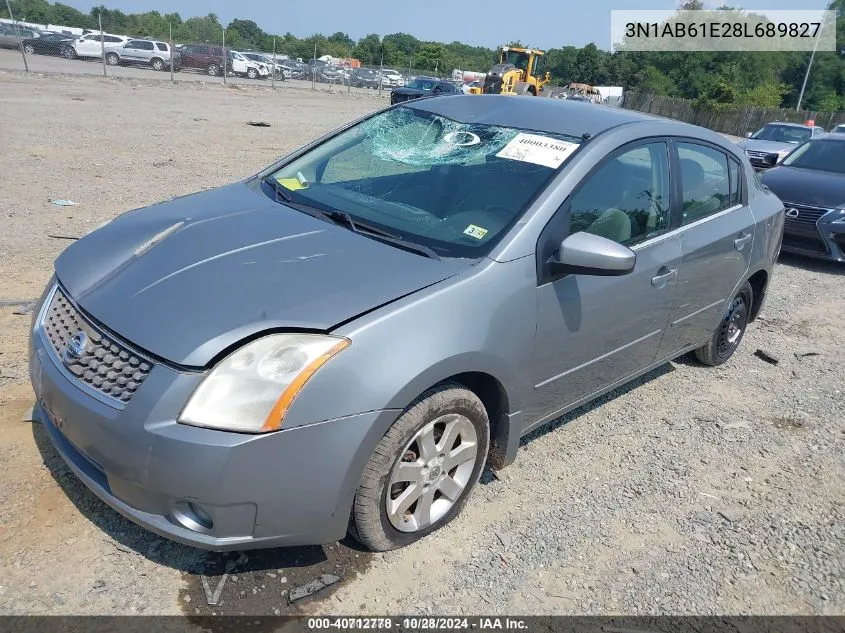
475,46 -> 551,96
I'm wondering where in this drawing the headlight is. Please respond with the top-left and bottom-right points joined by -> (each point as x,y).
832,210 -> 845,224
179,334 -> 350,433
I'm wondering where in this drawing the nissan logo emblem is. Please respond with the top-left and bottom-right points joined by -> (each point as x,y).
785,208 -> 800,218
62,330 -> 88,365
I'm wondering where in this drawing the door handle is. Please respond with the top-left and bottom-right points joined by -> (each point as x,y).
651,267 -> 677,288
734,233 -> 752,251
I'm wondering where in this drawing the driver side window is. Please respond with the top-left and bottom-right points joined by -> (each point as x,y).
568,143 -> 671,246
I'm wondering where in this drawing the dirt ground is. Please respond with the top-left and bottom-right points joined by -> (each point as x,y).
0,70 -> 842,619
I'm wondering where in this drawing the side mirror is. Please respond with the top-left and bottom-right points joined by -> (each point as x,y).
745,132 -> 753,138
547,232 -> 636,278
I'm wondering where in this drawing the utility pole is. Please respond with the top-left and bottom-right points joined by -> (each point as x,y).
6,0 -> 28,72
169,21 -> 173,82
222,28 -> 226,84
796,30 -> 821,112
271,37 -> 276,89
99,11 -> 106,77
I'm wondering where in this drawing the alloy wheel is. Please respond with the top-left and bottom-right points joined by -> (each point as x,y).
386,413 -> 479,533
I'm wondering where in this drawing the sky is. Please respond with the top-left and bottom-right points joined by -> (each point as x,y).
61,0 -> 831,50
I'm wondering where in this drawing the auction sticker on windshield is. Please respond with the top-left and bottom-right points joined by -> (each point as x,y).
496,133 -> 580,169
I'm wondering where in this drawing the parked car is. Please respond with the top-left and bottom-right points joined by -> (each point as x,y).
379,68 -> 405,87
177,44 -> 228,76
68,32 -> 130,60
279,60 -> 306,79
230,51 -> 270,79
390,77 -> 459,104
351,67 -> 381,88
0,23 -> 42,49
29,96 -> 782,553
760,134 -> 845,262
105,39 -> 178,71
830,124 -> 845,134
241,52 -> 286,80
737,122 -> 825,170
21,32 -> 75,56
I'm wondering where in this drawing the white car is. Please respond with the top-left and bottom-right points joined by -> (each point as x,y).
68,32 -> 130,59
230,51 -> 270,79
379,69 -> 405,87
241,52 -> 287,79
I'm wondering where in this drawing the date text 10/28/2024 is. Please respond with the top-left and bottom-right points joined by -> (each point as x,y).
307,618 -> 528,630
625,21 -> 821,39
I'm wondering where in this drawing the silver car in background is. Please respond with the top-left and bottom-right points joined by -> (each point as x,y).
29,96 -> 784,552
737,121 -> 825,170
105,39 -> 178,71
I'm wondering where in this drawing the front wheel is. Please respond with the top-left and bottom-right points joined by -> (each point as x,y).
61,46 -> 76,59
105,52 -> 120,66
24,43 -> 35,55
247,67 -> 258,79
151,58 -> 164,71
694,281 -> 753,366
207,63 -> 219,76
349,383 -> 489,551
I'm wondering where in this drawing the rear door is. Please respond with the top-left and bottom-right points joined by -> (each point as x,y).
656,140 -> 754,359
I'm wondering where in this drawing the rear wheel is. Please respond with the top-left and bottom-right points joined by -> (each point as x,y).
207,63 -> 219,76
151,57 -> 164,71
105,52 -> 120,66
694,281 -> 753,366
349,383 -> 489,551
61,46 -> 76,60
23,43 -> 35,55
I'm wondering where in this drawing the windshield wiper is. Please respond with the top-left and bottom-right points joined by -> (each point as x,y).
263,177 -> 440,260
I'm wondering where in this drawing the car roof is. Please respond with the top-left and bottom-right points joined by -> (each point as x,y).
813,133 -> 845,141
407,94 -> 694,139
764,121 -> 812,128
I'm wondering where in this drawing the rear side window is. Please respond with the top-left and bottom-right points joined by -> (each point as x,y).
156,42 -> 168,51
104,35 -> 122,43
677,143 -> 731,225
728,158 -> 742,206
569,143 -> 671,246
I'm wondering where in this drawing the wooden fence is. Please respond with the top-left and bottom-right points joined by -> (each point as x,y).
622,91 -> 845,136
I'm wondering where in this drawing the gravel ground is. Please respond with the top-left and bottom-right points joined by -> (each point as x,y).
0,70 -> 842,618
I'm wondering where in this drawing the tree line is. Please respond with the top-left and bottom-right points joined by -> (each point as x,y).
5,0 -> 845,112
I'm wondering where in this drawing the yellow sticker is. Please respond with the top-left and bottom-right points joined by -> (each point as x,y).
277,177 -> 308,191
463,224 -> 489,240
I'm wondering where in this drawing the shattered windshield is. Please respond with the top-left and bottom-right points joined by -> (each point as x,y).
264,106 -> 581,258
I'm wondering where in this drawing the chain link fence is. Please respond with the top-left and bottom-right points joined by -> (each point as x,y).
0,15 -> 460,99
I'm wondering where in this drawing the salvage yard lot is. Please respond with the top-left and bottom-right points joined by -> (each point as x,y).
0,71 -> 843,617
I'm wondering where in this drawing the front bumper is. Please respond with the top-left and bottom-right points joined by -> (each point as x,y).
29,289 -> 398,550
781,210 -> 845,263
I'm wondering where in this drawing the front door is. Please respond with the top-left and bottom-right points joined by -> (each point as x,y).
656,141 -> 754,359
528,141 -> 681,422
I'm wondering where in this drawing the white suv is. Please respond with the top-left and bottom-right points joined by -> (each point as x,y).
230,51 -> 270,79
105,39 -> 175,71
67,32 -> 130,59
380,69 -> 405,87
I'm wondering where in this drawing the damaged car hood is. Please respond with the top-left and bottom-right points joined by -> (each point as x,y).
55,182 -> 468,367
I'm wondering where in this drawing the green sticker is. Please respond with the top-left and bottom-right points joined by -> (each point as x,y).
463,224 -> 489,240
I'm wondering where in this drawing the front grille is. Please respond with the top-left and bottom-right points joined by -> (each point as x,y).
781,233 -> 828,253
41,286 -> 153,405
745,150 -> 772,167
783,204 -> 831,229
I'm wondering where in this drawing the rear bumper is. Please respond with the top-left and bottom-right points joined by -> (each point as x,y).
29,299 -> 399,550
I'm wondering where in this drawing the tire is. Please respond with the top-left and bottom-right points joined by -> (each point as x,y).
694,281 -> 753,366
349,383 -> 489,551
247,67 -> 258,79
151,57 -> 164,71
105,52 -> 120,66
61,46 -> 76,60
207,63 -> 219,76
23,43 -> 35,55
